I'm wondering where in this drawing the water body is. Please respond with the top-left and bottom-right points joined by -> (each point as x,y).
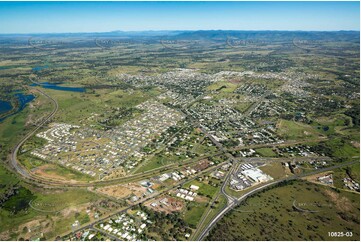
30,82 -> 86,93
0,65 -> 21,70
31,65 -> 85,92
15,93 -> 36,111
32,65 -> 49,72
0,93 -> 35,122
0,100 -> 12,114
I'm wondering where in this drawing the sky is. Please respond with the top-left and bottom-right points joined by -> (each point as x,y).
0,1 -> 359,33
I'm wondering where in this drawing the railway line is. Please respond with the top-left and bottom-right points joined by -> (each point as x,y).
9,85 -> 223,188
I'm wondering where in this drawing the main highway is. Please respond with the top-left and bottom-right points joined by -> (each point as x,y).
9,83 -> 222,188
10,87 -> 59,182
55,158 -> 233,240
197,159 -> 359,240
9,78 -> 359,241
8,83 -> 275,188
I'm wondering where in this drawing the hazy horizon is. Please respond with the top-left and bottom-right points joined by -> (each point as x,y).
0,29 -> 360,35
0,1 -> 359,34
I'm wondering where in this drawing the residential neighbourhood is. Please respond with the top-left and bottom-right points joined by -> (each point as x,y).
0,7 -> 359,241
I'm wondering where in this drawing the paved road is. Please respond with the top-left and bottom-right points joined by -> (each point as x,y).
191,159 -> 241,239
9,89 -> 220,188
10,83 -> 225,188
57,160 -> 229,240
10,83 -> 320,188
241,156 -> 331,163
230,138 -> 329,152
92,227 -> 120,241
10,87 -> 58,181
131,126 -> 188,174
10,79 -> 357,241
197,160 -> 359,240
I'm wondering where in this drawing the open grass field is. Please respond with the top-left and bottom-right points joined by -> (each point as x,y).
255,148 -> 278,157
322,138 -> 359,160
18,154 -> 45,170
335,127 -> 360,142
206,81 -> 238,93
0,165 -> 19,193
0,30 -> 359,241
233,102 -> 254,113
312,114 -> 353,136
202,193 -> 226,219
134,153 -> 182,174
207,180 -> 360,241
0,186 -> 101,240
349,163 -> 360,182
41,87 -> 160,125
26,89 -> 54,126
0,107 -> 29,153
191,194 -> 227,240
134,132 -> 218,174
259,162 -> 290,179
191,142 -> 218,155
277,119 -> 324,141
18,154 -> 94,182
183,201 -> 208,228
332,163 -> 360,189
182,180 -> 219,198
34,164 -> 95,182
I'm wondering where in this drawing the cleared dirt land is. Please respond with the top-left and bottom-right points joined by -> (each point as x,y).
144,195 -> 185,214
96,183 -> 147,199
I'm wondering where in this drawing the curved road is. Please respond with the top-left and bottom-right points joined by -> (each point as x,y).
10,82 -> 359,240
197,160 -> 359,240
9,86 -> 222,188
10,87 -> 59,182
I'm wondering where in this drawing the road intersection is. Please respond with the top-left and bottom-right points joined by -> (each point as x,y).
8,82 -> 358,241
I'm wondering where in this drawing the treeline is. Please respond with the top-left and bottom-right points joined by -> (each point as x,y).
138,204 -> 192,240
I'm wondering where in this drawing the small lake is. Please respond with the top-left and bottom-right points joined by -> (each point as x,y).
32,65 -> 49,72
0,100 -> 12,114
16,93 -> 36,111
0,93 -> 35,122
30,82 -> 86,93
0,65 -> 21,70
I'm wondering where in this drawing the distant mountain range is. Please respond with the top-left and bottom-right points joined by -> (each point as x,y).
0,30 -> 359,42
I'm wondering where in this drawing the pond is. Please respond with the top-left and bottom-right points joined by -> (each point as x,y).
0,99 -> 12,114
31,82 -> 86,92
0,93 -> 35,122
32,65 -> 49,72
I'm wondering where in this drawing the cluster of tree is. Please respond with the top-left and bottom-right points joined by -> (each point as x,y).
0,184 -> 20,207
345,106 -> 360,127
1,186 -> 35,214
138,204 -> 192,240
221,139 -> 239,148
99,107 -> 142,127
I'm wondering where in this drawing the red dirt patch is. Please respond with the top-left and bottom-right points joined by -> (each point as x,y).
33,164 -> 67,181
145,196 -> 185,214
